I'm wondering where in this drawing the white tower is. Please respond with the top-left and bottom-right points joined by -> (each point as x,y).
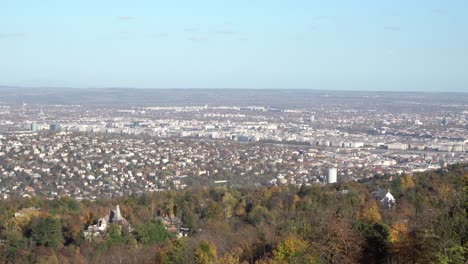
114,205 -> 123,221
328,168 -> 337,184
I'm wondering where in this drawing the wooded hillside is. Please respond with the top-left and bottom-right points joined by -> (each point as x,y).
0,163 -> 466,264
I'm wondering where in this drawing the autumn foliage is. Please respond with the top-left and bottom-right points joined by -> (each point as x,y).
0,163 -> 466,263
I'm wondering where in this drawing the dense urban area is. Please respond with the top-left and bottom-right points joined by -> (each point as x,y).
0,89 -> 466,263
0,89 -> 466,200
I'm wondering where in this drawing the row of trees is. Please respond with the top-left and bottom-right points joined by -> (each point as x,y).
0,163 -> 466,263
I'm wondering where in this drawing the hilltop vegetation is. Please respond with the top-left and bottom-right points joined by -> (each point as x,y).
0,163 -> 466,263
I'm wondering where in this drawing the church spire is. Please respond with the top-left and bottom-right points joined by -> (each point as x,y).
115,205 -> 123,221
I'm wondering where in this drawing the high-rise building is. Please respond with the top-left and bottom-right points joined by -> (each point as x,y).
49,123 -> 61,131
30,123 -> 40,132
328,168 -> 337,184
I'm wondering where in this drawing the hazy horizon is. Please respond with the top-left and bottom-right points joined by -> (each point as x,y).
1,86 -> 467,94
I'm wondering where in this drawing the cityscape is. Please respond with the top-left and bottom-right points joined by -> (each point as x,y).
1,0 -> 467,263
0,89 -> 465,200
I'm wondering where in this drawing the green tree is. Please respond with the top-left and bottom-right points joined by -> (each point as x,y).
105,223 -> 126,246
434,245 -> 467,264
390,178 -> 402,198
247,205 -> 271,226
32,216 -> 62,248
135,220 -> 172,245
356,221 -> 390,263
3,230 -> 27,262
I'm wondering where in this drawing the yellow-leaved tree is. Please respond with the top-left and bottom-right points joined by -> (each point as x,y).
389,221 -> 411,263
400,175 -> 415,190
359,199 -> 382,224
194,240 -> 217,264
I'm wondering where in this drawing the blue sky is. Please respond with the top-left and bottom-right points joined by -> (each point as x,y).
1,0 -> 467,91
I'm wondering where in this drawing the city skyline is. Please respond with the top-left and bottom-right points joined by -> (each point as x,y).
1,0 -> 467,92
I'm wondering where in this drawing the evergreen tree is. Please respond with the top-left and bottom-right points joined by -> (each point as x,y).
105,223 -> 126,246
32,216 -> 62,248
135,220 -> 172,245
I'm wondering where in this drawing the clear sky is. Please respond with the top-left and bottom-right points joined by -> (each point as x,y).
1,0 -> 467,91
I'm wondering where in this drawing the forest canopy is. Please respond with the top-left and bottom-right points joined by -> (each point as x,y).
0,163 -> 466,264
